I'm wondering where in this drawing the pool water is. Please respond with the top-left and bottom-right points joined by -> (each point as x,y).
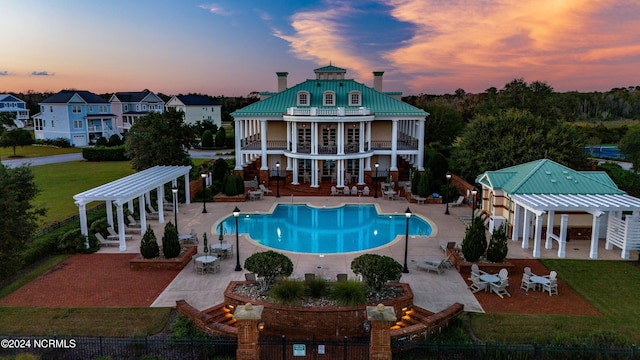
219,204 -> 432,254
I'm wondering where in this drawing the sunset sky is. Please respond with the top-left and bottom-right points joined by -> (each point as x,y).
2,0 -> 640,96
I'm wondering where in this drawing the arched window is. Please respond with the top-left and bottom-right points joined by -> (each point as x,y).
349,91 -> 361,106
297,91 -> 310,106
323,91 -> 335,106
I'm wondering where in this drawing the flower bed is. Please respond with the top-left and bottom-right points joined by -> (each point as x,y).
129,245 -> 197,271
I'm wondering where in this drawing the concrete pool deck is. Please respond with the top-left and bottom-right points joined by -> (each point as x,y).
98,195 -> 635,314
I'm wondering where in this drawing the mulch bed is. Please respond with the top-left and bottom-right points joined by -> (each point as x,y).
0,254 -> 180,307
463,258 -> 602,316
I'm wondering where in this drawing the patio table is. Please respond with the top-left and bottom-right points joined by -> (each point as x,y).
479,274 -> 500,284
530,275 -> 550,289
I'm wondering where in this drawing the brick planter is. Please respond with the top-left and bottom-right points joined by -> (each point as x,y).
129,245 -> 197,271
213,193 -> 247,203
224,281 -> 413,340
448,249 -> 515,275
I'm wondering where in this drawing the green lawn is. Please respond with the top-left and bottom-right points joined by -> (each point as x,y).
30,161 -> 136,227
0,145 -> 81,159
470,259 -> 640,344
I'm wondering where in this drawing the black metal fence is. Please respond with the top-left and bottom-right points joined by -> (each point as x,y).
259,336 -> 369,360
0,336 -> 236,360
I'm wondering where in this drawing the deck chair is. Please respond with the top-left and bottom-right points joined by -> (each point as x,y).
148,204 -> 159,214
107,227 -> 133,241
362,186 -> 370,196
468,271 -> 488,293
424,253 -> 453,269
542,271 -> 558,296
449,195 -> 465,207
520,267 -> 537,292
393,189 -> 401,200
490,279 -> 511,298
351,186 -> 358,196
342,187 -> 350,195
331,186 -> 339,196
440,241 -> 456,253
193,259 -> 206,275
259,184 -> 273,194
416,256 -> 449,274
498,268 -> 509,281
95,233 -> 119,247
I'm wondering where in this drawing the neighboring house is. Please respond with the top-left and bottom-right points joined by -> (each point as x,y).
476,158 -> 640,259
165,94 -> 222,127
109,90 -> 164,133
231,65 -> 427,190
32,90 -> 116,146
0,94 -> 29,128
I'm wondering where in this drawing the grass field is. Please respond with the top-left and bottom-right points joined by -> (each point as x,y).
0,145 -> 81,159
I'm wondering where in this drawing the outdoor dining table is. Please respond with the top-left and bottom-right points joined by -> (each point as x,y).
211,243 -> 232,259
479,274 -> 500,284
530,275 -> 550,288
195,255 -> 217,265
248,190 -> 263,200
384,190 -> 396,200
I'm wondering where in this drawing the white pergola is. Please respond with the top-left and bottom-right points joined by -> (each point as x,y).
74,165 -> 192,251
510,193 -> 640,259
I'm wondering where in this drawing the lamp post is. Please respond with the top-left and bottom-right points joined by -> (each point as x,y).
233,206 -> 242,271
403,207 -> 412,273
471,187 -> 478,219
201,173 -> 208,213
171,185 -> 178,231
445,171 -> 452,215
275,161 -> 281,198
374,162 -> 379,198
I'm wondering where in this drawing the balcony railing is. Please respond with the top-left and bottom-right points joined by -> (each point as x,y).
240,139 -> 416,152
286,107 -> 371,116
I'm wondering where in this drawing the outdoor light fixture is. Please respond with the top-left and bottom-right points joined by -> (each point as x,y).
233,206 -> 242,271
171,185 -> 179,231
403,207 -> 412,273
275,161 -> 281,198
257,320 -> 265,331
374,162 -> 379,198
201,173 -> 208,214
445,171 -> 452,215
471,187 -> 478,219
363,321 -> 371,332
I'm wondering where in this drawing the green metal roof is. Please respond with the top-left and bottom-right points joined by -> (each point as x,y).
314,65 -> 346,73
477,159 -> 623,195
231,79 -> 427,117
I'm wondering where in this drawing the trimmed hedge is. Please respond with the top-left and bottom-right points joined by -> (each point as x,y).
82,145 -> 129,161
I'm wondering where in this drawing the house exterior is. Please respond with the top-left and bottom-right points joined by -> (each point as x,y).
109,90 -> 164,133
0,94 -> 29,128
231,65 -> 428,191
165,94 -> 222,127
33,90 -> 116,146
476,158 -> 640,259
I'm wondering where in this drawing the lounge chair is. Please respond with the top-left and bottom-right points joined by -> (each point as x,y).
416,256 -> 450,274
362,186 -> 370,196
424,253 -> 453,269
440,241 -> 457,254
448,195 -> 465,207
331,186 -> 339,196
107,227 -> 133,241
490,279 -> 511,298
259,184 -> 273,194
412,194 -> 426,205
95,233 -> 119,247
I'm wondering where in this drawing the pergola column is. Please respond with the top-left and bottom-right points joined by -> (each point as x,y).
511,204 -> 520,241
183,173 -> 191,204
522,209 -> 531,249
157,185 -> 165,224
77,202 -> 89,248
116,203 -> 126,251
106,200 -> 114,227
532,213 -> 544,258
590,213 -> 602,259
138,194 -> 147,233
545,210 -> 555,249
558,214 -> 568,258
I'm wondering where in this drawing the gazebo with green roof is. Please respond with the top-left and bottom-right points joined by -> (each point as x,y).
477,159 -> 640,259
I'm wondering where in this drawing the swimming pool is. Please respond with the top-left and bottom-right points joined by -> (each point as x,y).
218,204 -> 432,254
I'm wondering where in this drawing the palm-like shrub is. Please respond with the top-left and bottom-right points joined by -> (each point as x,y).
270,279 -> 304,306
305,277 -> 329,298
331,280 -> 367,306
162,222 -> 181,259
461,216 -> 487,262
140,226 -> 160,259
351,254 -> 403,291
244,250 -> 293,291
486,223 -> 508,262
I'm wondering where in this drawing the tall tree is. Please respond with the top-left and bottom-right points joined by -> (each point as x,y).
422,102 -> 465,146
124,108 -> 196,171
618,125 -> 640,173
452,108 -> 589,180
0,165 -> 45,279
0,128 -> 34,156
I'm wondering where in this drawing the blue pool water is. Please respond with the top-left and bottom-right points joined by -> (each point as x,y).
218,204 -> 432,254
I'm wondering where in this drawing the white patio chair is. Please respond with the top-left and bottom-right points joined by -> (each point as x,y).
520,267 -> 537,292
342,187 -> 350,195
259,184 -> 273,194
448,195 -> 465,207
331,186 -> 339,196
351,186 -> 358,196
498,268 -> 509,280
107,227 -> 133,241
95,233 -> 119,247
543,271 -> 558,296
362,186 -> 370,196
490,279 -> 511,298
468,273 -> 488,293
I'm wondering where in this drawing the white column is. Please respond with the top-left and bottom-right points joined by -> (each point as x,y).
417,119 -> 425,171
157,186 -> 165,224
292,158 -> 299,185
511,204 -> 520,241
338,122 -> 344,155
117,203 -> 127,251
366,121 -> 371,151
260,119 -> 268,169
184,174 -> 191,204
590,214 -> 602,259
358,158 -> 364,184
532,213 -> 543,258
139,195 -> 147,233
545,210 -> 555,249
286,121 -> 291,153
359,121 -> 365,153
522,209 -> 530,249
558,214 -> 568,258
292,123 -> 298,153
311,159 -> 319,188
234,119 -> 242,170
106,200 -> 114,227
391,119 -> 398,170
337,160 -> 344,187
312,122 -> 318,155
127,200 -> 134,214
77,202 -> 89,248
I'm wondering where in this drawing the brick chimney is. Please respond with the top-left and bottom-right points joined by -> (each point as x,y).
276,72 -> 288,92
373,71 -> 384,92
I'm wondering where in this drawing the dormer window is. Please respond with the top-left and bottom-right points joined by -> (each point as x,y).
323,91 -> 335,106
297,91 -> 310,106
349,91 -> 361,106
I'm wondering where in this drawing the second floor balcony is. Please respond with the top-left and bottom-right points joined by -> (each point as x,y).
286,107 -> 371,116
240,139 -> 418,153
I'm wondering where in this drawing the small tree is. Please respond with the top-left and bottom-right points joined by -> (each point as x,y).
351,254 -> 403,291
201,129 -> 214,148
108,134 -> 122,147
140,226 -> 160,259
461,216 -> 487,262
486,223 -> 509,262
162,222 -> 181,259
244,250 -> 293,291
0,128 -> 33,156
215,127 -> 226,148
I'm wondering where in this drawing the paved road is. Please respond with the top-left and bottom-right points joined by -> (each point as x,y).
1,150 -> 231,168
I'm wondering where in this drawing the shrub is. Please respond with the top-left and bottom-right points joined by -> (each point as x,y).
201,129 -> 214,148
161,222 -> 181,259
305,277 -> 329,298
57,228 -> 87,253
108,134 -> 122,147
215,127 -> 226,148
82,145 -> 129,161
270,279 -> 304,305
351,254 -> 403,291
244,250 -> 293,291
486,223 -> 508,262
140,226 -> 159,259
95,137 -> 108,147
170,315 -> 208,340
461,216 -> 487,262
331,280 -> 367,306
